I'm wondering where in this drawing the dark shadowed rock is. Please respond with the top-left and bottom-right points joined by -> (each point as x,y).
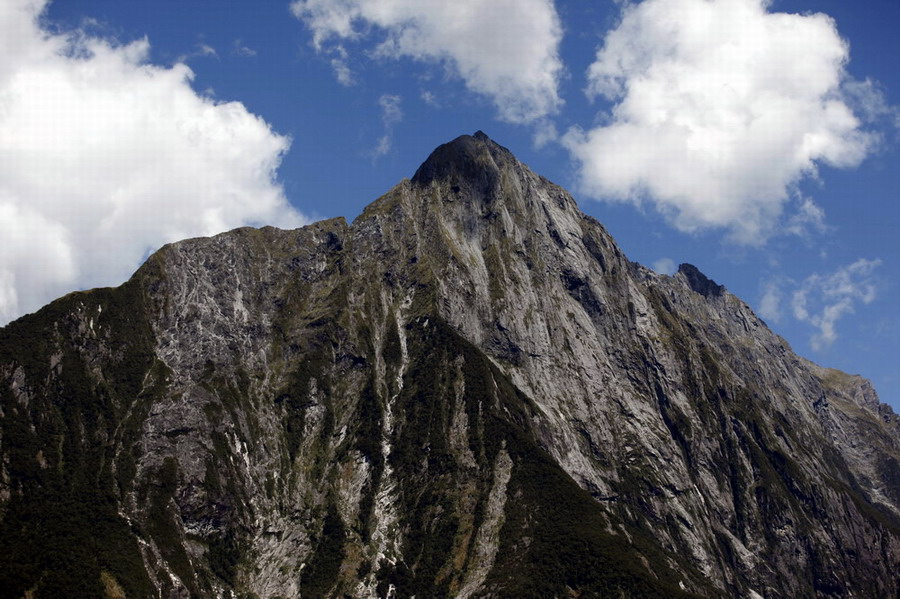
678,262 -> 725,297
411,131 -> 510,199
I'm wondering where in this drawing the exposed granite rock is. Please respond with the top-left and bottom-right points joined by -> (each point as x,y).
1,133 -> 898,598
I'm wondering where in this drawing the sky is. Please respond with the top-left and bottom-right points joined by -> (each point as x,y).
0,0 -> 897,409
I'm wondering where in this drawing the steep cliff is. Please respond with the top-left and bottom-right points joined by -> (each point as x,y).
1,132 -> 898,598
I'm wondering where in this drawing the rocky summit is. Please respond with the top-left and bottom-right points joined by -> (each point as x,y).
1,132 -> 899,599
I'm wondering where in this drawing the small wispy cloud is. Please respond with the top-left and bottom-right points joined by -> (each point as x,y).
758,281 -> 783,323
380,94 -> 402,127
232,39 -> 257,57
842,78 -> 900,133
785,197 -> 830,239
532,119 -> 559,149
177,42 -> 218,63
791,259 -> 882,350
372,94 -> 402,158
373,135 -> 391,157
198,43 -> 217,58
420,90 -> 439,108
329,45 -> 353,86
651,258 -> 676,275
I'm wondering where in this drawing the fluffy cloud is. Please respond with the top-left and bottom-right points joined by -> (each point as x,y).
791,259 -> 881,350
564,0 -> 878,244
291,0 -> 563,124
0,0 -> 305,324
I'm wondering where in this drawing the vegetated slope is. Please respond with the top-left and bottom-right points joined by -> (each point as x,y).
1,132 -> 898,598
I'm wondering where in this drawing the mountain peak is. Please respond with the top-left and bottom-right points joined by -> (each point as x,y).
410,131 -> 512,192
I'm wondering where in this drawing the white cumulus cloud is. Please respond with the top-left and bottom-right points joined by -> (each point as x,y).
291,0 -> 564,124
0,0 -> 305,324
791,259 -> 881,350
564,0 -> 878,244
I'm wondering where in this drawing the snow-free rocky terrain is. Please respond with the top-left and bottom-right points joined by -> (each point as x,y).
1,132 -> 899,598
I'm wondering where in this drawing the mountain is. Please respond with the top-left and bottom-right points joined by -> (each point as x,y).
1,132 -> 899,598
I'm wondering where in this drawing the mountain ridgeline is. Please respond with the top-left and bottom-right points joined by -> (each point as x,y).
1,132 -> 899,598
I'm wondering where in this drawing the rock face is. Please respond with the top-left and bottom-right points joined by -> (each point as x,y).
1,132 -> 899,598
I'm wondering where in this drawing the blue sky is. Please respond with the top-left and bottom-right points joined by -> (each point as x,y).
1,0 -> 898,409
